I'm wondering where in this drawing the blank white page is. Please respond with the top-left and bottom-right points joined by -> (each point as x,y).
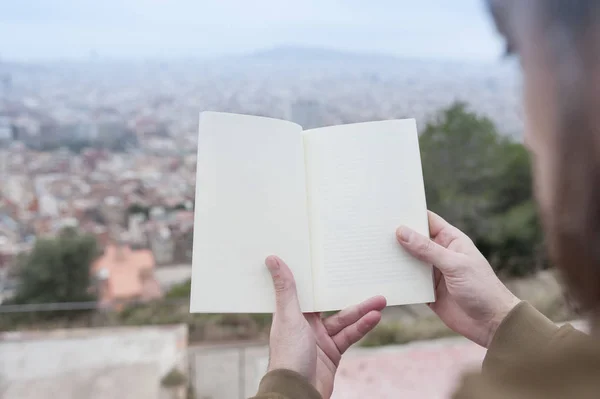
190,112 -> 314,313
304,120 -> 435,311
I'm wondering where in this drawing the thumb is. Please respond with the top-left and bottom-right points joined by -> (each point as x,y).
265,255 -> 302,317
396,226 -> 460,274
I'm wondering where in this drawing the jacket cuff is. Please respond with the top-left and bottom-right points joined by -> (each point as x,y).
483,301 -> 558,375
256,369 -> 321,399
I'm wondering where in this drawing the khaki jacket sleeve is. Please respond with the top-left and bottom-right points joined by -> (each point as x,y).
452,301 -> 600,399
249,370 -> 321,399
482,301 -> 587,379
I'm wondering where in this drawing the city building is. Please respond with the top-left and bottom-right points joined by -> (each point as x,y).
92,243 -> 162,307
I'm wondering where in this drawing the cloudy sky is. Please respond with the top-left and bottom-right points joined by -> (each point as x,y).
0,0 -> 505,62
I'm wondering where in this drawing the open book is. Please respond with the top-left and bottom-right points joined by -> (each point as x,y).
190,112 -> 435,313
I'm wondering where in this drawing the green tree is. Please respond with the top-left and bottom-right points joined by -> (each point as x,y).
13,228 -> 99,304
420,102 -> 545,277
480,143 -> 547,276
420,102 -> 506,236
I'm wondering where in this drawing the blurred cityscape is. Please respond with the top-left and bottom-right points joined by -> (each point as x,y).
0,46 -> 536,399
0,46 -> 522,305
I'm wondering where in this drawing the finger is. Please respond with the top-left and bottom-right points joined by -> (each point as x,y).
427,211 -> 452,237
427,211 -> 464,247
396,226 -> 462,273
265,255 -> 302,318
433,267 -> 443,291
426,268 -> 442,306
323,296 -> 386,336
428,273 -> 448,313
332,310 -> 382,354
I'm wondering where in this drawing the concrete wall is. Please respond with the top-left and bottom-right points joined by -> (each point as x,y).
188,343 -> 268,399
0,325 -> 187,399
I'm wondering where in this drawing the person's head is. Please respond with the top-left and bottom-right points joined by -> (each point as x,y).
487,0 -> 600,311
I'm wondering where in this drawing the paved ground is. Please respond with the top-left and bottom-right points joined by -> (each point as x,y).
334,337 -> 485,399
331,319 -> 587,399
187,319 -> 587,398
189,337 -> 486,398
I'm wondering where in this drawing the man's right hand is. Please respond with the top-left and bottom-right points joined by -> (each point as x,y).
396,211 -> 520,348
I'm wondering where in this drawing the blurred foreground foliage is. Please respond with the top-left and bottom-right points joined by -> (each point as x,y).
420,102 -> 547,277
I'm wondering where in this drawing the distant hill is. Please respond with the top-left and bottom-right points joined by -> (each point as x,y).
245,45 -> 399,64
228,45 -> 510,73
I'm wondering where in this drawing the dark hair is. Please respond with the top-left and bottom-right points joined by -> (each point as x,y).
486,0 -> 516,54
487,0 -> 600,54
487,0 -> 600,311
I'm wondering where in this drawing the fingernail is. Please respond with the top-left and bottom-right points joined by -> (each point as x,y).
397,227 -> 412,243
265,255 -> 280,272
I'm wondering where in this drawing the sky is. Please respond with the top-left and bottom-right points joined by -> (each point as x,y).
0,0 -> 505,62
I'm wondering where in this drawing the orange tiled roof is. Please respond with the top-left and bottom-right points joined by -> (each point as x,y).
92,244 -> 162,304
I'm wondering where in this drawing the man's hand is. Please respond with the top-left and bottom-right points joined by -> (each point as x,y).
265,255 -> 386,399
397,211 -> 520,348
